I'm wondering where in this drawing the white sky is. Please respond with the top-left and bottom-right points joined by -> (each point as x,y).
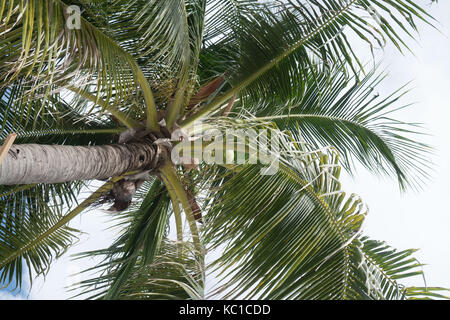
340,0 -> 450,290
2,0 -> 450,299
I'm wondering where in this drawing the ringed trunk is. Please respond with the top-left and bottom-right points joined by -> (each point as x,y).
0,142 -> 159,185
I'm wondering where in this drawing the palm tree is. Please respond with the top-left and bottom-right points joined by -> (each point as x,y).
0,0 -> 447,299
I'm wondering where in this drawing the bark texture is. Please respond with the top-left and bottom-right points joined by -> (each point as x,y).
0,142 -> 158,185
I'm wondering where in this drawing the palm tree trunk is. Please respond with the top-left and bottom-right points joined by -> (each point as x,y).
0,142 -> 158,185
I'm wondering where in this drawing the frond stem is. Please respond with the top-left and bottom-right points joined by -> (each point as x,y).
159,163 -> 201,255
65,85 -> 141,129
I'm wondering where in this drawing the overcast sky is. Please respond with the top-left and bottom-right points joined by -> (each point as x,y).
2,0 -> 450,299
341,0 -> 450,290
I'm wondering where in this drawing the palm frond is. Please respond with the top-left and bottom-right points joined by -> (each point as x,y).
0,180 -> 115,290
186,0 -> 434,124
103,180 -> 171,299
232,65 -> 431,189
74,240 -> 204,300
201,146 -> 442,299
71,180 -> 205,300
0,0 -> 158,129
0,82 -> 125,146
71,180 -> 171,299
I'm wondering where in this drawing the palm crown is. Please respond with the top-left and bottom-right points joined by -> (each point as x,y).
0,0 -> 447,299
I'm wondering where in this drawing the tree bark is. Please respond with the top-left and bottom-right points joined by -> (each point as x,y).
0,142 -> 158,185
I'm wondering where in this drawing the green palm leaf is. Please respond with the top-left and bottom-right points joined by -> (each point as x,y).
202,146 -> 444,299
74,240 -> 204,300
233,65 -> 431,189
187,0 -> 434,124
0,180 -> 116,289
71,180 -> 204,300
0,0 -> 158,130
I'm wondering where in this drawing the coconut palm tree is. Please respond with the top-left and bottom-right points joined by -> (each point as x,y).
0,0 -> 448,299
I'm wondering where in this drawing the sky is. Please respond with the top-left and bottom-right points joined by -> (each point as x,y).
2,0 -> 450,299
340,0 -> 450,290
